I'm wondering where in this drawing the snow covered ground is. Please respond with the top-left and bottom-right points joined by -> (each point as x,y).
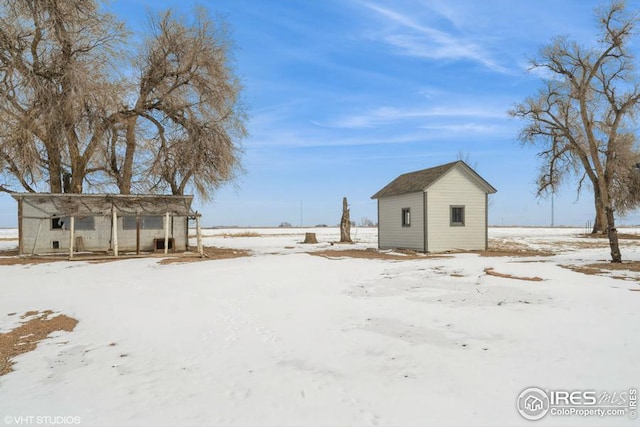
1,227 -> 638,427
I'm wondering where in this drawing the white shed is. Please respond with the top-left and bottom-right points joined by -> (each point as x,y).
12,193 -> 201,257
371,161 -> 497,252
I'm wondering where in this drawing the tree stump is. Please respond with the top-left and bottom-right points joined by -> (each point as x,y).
303,232 -> 318,244
340,197 -> 352,243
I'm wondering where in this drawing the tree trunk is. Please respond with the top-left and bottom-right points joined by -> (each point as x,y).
118,115 -> 138,195
47,144 -> 63,193
605,206 -> 622,263
69,174 -> 84,193
592,188 -> 607,234
340,197 -> 352,243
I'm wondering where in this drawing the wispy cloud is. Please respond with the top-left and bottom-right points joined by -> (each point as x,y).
319,105 -> 508,129
418,123 -> 501,134
361,2 -> 507,73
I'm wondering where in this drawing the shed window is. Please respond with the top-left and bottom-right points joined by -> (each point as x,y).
123,215 -> 164,230
51,216 -> 95,230
401,208 -> 411,227
450,206 -> 465,226
123,216 -> 137,230
142,216 -> 164,230
75,216 -> 95,230
52,218 -> 65,229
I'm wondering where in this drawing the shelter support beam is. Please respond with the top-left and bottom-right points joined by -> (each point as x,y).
195,214 -> 203,257
69,216 -> 75,259
164,212 -> 170,255
112,210 -> 118,257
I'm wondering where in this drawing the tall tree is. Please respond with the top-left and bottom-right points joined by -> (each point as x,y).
0,1 -> 246,200
0,0 -> 125,193
104,8 -> 246,199
511,1 -> 640,263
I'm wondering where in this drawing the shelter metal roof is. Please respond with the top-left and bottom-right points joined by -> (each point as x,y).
11,193 -> 195,217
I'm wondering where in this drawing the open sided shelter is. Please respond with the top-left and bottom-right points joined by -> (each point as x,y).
12,193 -> 203,257
371,161 -> 497,252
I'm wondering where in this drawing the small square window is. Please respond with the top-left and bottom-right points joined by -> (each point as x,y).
451,206 -> 465,226
52,218 -> 65,229
402,208 -> 411,227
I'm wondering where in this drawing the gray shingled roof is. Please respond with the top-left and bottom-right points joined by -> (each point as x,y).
371,161 -> 496,199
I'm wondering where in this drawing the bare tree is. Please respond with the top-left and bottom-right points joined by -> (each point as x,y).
511,1 -> 640,263
0,2 -> 246,200
360,217 -> 375,227
0,0 -> 126,193
103,8 -> 246,199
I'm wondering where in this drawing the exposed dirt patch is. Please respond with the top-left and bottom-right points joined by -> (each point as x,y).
0,247 -> 252,265
479,249 -> 555,257
484,267 -> 544,282
310,249 -> 448,261
563,261 -> 640,281
480,240 -> 554,257
0,310 -> 78,376
158,246 -> 252,264
579,233 -> 640,240
564,234 -> 640,250
213,232 -> 263,238
0,252 -> 59,265
0,237 -> 17,241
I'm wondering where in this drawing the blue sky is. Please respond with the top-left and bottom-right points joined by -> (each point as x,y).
2,0 -> 640,227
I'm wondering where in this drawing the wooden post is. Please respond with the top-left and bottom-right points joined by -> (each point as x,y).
69,216 -> 75,259
136,215 -> 140,255
164,212 -> 170,254
112,209 -> 118,257
17,199 -> 23,255
196,214 -> 203,257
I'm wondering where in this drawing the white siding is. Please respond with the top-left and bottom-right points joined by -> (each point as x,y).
115,216 -> 188,252
426,167 -> 487,252
378,192 -> 424,251
19,201 -> 189,255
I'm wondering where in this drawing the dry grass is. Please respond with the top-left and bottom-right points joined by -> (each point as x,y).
564,261 -> 640,281
479,249 -> 555,257
484,267 -> 543,282
158,246 -> 251,264
579,233 -> 640,240
0,251 -> 59,265
480,239 -> 554,257
0,246 -> 252,265
310,249 -> 448,261
213,232 -> 262,238
0,310 -> 78,376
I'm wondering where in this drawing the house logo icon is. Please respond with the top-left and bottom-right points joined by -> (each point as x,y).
517,387 -> 550,420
